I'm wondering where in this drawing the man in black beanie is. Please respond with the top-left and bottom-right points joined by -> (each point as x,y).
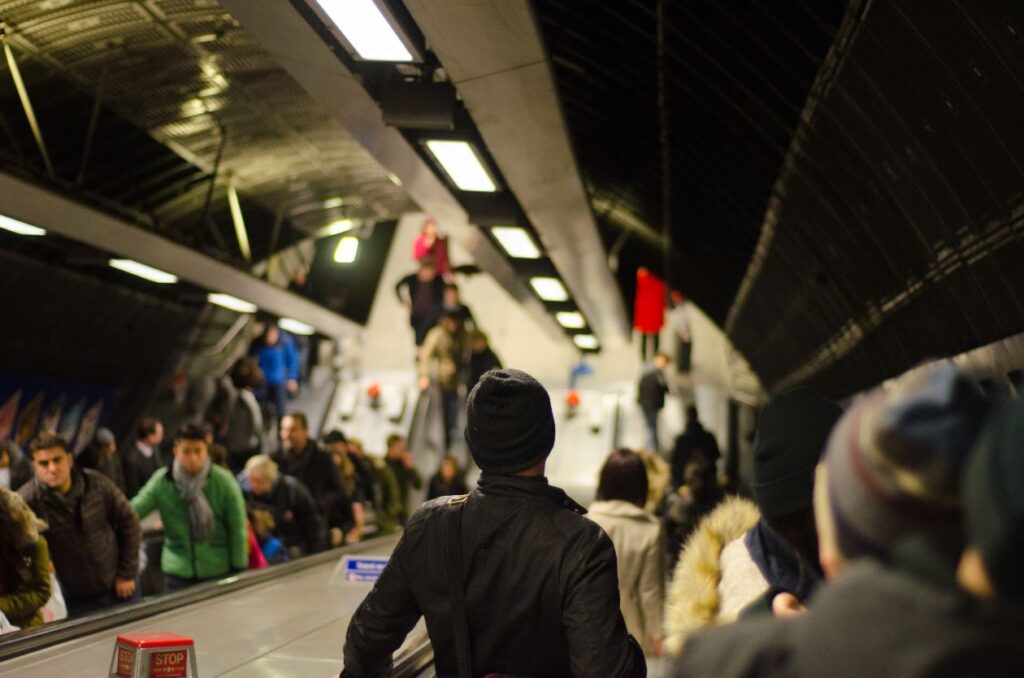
340,369 -> 645,678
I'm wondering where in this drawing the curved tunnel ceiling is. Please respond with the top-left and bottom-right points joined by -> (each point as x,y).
0,0 -> 414,266
534,0 -> 1024,397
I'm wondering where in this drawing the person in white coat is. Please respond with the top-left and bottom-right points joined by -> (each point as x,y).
588,448 -> 666,655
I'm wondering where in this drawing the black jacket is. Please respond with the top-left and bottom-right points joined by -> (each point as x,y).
677,559 -> 1024,678
19,468 -> 140,603
246,475 -> 325,556
122,441 -> 164,499
342,473 -> 646,678
273,441 -> 347,517
637,367 -> 668,414
671,424 -> 720,488
468,348 -> 502,392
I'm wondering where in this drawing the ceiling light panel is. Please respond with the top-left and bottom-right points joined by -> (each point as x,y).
573,334 -> 599,350
109,259 -> 178,284
0,214 -> 46,236
334,236 -> 359,263
312,0 -> 416,62
556,311 -> 586,329
530,277 -> 569,302
491,226 -> 541,259
279,317 -> 316,336
425,140 -> 498,192
208,293 -> 258,314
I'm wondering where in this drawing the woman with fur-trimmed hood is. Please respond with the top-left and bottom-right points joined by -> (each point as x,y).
663,389 -> 841,655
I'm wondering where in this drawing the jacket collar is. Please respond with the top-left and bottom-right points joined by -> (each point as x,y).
589,499 -> 651,520
476,472 -> 587,515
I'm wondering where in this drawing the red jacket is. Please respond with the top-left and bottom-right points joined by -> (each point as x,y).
633,269 -> 666,333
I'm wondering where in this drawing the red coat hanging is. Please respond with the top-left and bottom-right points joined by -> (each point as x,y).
633,267 -> 666,334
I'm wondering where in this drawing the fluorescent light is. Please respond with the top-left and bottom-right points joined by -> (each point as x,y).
334,236 -> 359,263
279,318 -> 315,336
491,226 -> 541,259
109,259 -> 178,284
530,277 -> 569,302
425,140 -> 497,192
322,218 -> 354,236
208,293 -> 257,314
0,214 -> 45,236
314,0 -> 414,61
573,334 -> 599,350
387,173 -> 402,186
322,197 -> 344,209
556,312 -> 586,329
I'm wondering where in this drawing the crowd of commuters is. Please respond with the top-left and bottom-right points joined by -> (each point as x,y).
0,385 -> 426,631
340,361 -> 1024,676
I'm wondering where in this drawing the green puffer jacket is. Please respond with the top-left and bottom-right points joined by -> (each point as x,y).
130,465 -> 248,581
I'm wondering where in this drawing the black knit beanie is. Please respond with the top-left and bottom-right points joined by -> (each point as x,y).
963,395 -> 1024,601
752,387 -> 842,521
465,368 -> 556,475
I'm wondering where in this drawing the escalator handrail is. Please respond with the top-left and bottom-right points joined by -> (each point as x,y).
0,535 -> 400,662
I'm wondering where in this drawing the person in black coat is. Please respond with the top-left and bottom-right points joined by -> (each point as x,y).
637,352 -> 670,452
342,369 -> 645,678
670,405 -> 720,489
395,257 -> 446,350
122,417 -> 165,499
19,433 -> 141,617
243,455 -> 325,557
273,412 -> 347,518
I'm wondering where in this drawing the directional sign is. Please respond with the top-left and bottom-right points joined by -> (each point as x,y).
342,556 -> 390,584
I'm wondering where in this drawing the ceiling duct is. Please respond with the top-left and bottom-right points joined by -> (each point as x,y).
381,78 -> 456,130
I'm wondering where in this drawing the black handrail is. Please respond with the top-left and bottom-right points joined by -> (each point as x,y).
0,535 -> 400,662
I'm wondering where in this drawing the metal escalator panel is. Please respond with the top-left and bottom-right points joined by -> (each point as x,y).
0,537 -> 433,676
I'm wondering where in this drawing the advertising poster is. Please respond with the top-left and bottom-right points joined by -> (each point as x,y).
0,373 -> 118,454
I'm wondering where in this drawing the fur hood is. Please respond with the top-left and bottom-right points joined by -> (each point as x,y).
663,495 -> 761,655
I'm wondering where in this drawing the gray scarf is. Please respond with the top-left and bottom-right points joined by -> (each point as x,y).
172,458 -> 214,541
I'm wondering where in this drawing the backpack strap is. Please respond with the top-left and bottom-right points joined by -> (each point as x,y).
445,493 -> 472,678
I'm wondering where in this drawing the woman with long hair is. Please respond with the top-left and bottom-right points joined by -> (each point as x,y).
0,487 -> 52,629
587,448 -> 665,656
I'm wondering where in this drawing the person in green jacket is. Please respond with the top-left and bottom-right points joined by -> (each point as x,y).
0,487 -> 52,629
131,423 -> 247,592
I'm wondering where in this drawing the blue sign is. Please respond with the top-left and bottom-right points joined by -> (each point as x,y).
342,556 -> 389,584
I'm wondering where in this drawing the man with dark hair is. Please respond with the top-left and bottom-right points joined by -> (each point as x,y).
122,417 -> 164,498
342,369 -> 646,678
130,423 -> 247,591
19,433 -> 141,616
274,412 -> 347,518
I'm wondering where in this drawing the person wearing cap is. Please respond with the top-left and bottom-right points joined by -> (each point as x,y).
341,369 -> 646,678
663,388 -> 841,654
19,431 -> 141,617
674,363 -> 1024,676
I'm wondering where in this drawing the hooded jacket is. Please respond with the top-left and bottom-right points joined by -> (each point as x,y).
342,473 -> 646,678
663,496 -> 762,655
20,468 -> 140,603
